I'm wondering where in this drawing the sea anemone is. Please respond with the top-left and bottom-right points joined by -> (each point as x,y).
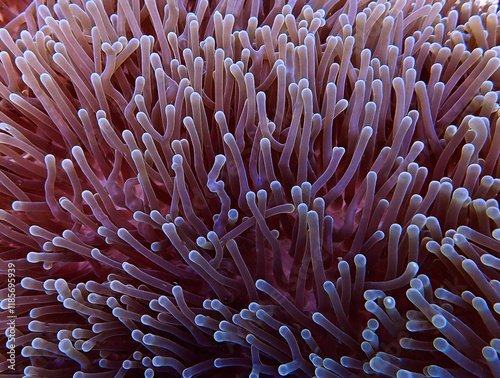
1,0 -> 500,377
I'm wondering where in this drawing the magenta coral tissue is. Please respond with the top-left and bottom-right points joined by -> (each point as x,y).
1,0 -> 500,377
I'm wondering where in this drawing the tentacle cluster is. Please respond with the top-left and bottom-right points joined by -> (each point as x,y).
1,0 -> 500,377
